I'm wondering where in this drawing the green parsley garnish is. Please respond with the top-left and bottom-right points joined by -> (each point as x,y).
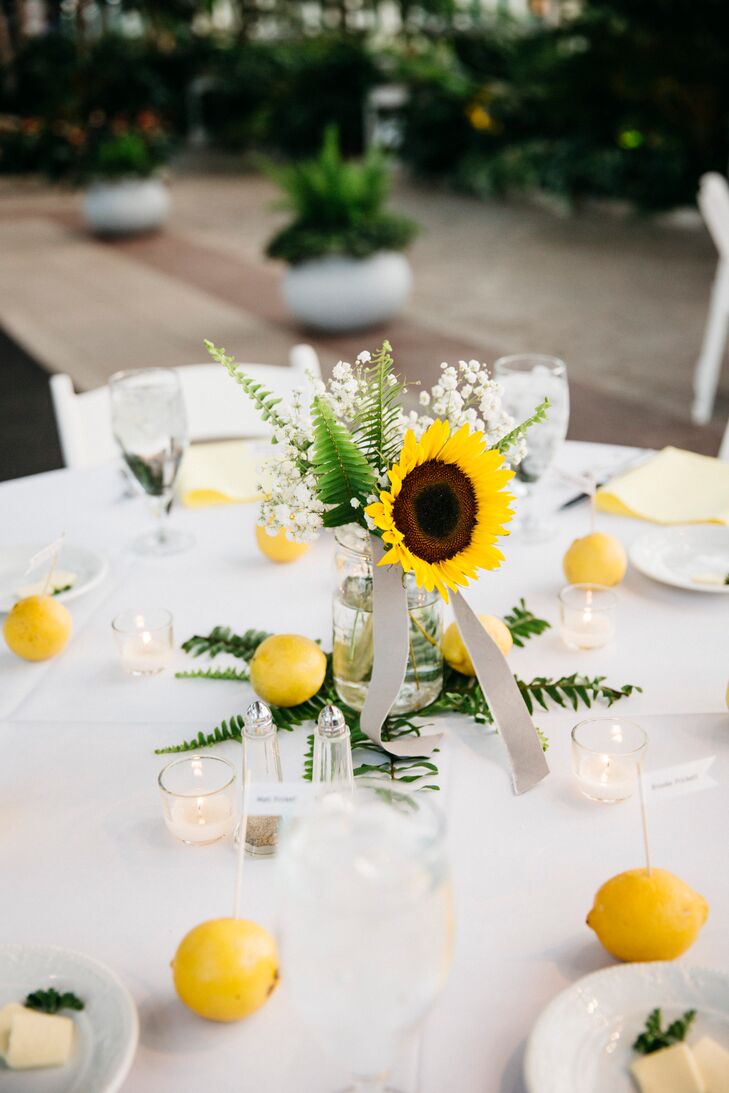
633,1008 -> 697,1055
24,988 -> 85,1014
51,585 -> 72,596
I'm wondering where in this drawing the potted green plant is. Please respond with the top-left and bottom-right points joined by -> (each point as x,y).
80,111 -> 171,236
265,127 -> 418,332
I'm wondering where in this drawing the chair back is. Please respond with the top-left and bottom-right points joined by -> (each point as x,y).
50,345 -> 321,470
698,173 -> 729,261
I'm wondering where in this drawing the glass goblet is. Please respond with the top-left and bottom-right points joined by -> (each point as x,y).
109,368 -> 194,556
276,781 -> 453,1093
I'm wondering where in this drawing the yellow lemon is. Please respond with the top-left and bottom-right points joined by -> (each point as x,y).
3,595 -> 72,661
255,524 -> 310,565
587,868 -> 708,962
563,531 -> 627,587
442,615 -> 513,675
172,918 -> 279,1022
250,634 -> 326,707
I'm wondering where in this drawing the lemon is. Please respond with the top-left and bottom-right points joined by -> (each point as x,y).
442,615 -> 513,675
250,634 -> 326,707
3,595 -> 72,661
255,524 -> 310,565
172,918 -> 279,1022
563,531 -> 627,587
587,868 -> 708,962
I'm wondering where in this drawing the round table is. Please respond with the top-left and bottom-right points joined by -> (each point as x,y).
1,440 -> 727,1092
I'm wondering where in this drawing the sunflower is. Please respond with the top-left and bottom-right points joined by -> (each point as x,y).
364,419 -> 514,601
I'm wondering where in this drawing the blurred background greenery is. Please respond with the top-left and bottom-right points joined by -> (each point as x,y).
0,0 -> 727,209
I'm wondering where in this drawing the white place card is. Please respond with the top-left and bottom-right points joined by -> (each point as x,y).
24,534 -> 65,575
641,757 -> 717,802
245,782 -> 316,817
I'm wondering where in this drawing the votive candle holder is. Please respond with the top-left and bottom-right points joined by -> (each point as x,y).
571,718 -> 647,803
559,584 -> 616,650
112,608 -> 173,676
158,755 -> 238,846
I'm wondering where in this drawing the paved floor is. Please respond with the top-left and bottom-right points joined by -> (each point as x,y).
0,167 -> 726,481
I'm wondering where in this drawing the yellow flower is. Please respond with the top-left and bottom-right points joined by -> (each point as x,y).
365,420 -> 514,602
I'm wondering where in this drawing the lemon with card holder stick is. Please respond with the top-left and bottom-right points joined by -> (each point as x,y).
3,595 -> 72,661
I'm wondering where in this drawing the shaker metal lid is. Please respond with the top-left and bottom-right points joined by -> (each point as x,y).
245,699 -> 274,735
317,704 -> 347,738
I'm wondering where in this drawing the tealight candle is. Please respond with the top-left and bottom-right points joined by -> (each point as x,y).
571,718 -> 647,803
112,609 -> 173,676
559,584 -> 616,650
158,755 -> 238,846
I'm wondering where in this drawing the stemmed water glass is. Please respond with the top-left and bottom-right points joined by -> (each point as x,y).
493,353 -> 570,542
276,781 -> 453,1093
109,368 -> 195,556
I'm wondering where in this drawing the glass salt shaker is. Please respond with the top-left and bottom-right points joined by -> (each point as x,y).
241,699 -> 283,858
312,704 -> 354,795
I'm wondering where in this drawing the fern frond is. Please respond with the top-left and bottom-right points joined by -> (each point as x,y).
353,341 -> 405,474
502,599 -> 551,648
311,396 -> 376,527
181,627 -> 271,661
175,667 -> 250,682
206,341 -> 288,433
495,397 -> 550,455
154,715 -> 244,755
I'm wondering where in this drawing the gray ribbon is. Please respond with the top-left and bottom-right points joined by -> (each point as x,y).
359,535 -> 443,758
451,591 -> 550,795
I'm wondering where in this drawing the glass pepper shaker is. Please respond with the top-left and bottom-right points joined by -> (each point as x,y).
242,699 -> 283,857
312,704 -> 354,795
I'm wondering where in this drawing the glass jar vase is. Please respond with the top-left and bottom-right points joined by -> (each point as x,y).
332,525 -> 443,715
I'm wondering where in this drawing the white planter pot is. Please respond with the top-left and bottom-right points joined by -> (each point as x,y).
282,251 -> 412,333
82,178 -> 170,236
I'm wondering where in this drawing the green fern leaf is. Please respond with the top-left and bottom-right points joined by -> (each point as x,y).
495,398 -> 550,455
206,341 -> 289,433
353,341 -> 404,474
311,396 -> 376,527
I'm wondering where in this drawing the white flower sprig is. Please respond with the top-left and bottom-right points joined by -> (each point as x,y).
405,359 -> 527,464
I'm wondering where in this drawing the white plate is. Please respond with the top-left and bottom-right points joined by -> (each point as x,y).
630,525 -> 729,593
0,944 -> 138,1092
0,545 -> 108,614
524,962 -> 729,1093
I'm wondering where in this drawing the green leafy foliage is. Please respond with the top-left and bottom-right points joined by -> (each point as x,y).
264,126 -> 418,265
518,675 -> 642,715
180,626 -> 271,661
352,341 -> 405,475
502,599 -> 551,648
495,399 -> 550,456
205,342 -> 288,434
633,1009 -> 697,1055
175,666 -> 250,682
25,988 -> 84,1014
311,396 -> 376,528
155,715 -> 245,754
158,622 -> 640,781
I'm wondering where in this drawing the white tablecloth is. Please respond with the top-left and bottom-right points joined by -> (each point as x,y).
1,442 -> 728,1092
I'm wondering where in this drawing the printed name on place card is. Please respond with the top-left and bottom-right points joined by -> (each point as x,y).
246,782 -> 316,817
641,757 -> 717,803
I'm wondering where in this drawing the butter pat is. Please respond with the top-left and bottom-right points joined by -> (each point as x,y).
631,1042 -> 706,1093
694,1037 -> 729,1091
4,1006 -> 73,1069
0,1003 -> 25,1055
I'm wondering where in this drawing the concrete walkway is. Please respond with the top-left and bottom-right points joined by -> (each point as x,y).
0,169 -> 725,457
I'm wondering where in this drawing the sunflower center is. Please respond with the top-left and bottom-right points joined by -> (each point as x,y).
392,460 -> 477,563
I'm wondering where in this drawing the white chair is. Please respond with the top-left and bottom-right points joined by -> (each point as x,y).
692,173 -> 729,429
49,345 -> 321,470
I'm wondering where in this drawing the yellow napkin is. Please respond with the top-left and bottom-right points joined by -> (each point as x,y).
177,440 -> 260,508
596,446 -> 729,525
